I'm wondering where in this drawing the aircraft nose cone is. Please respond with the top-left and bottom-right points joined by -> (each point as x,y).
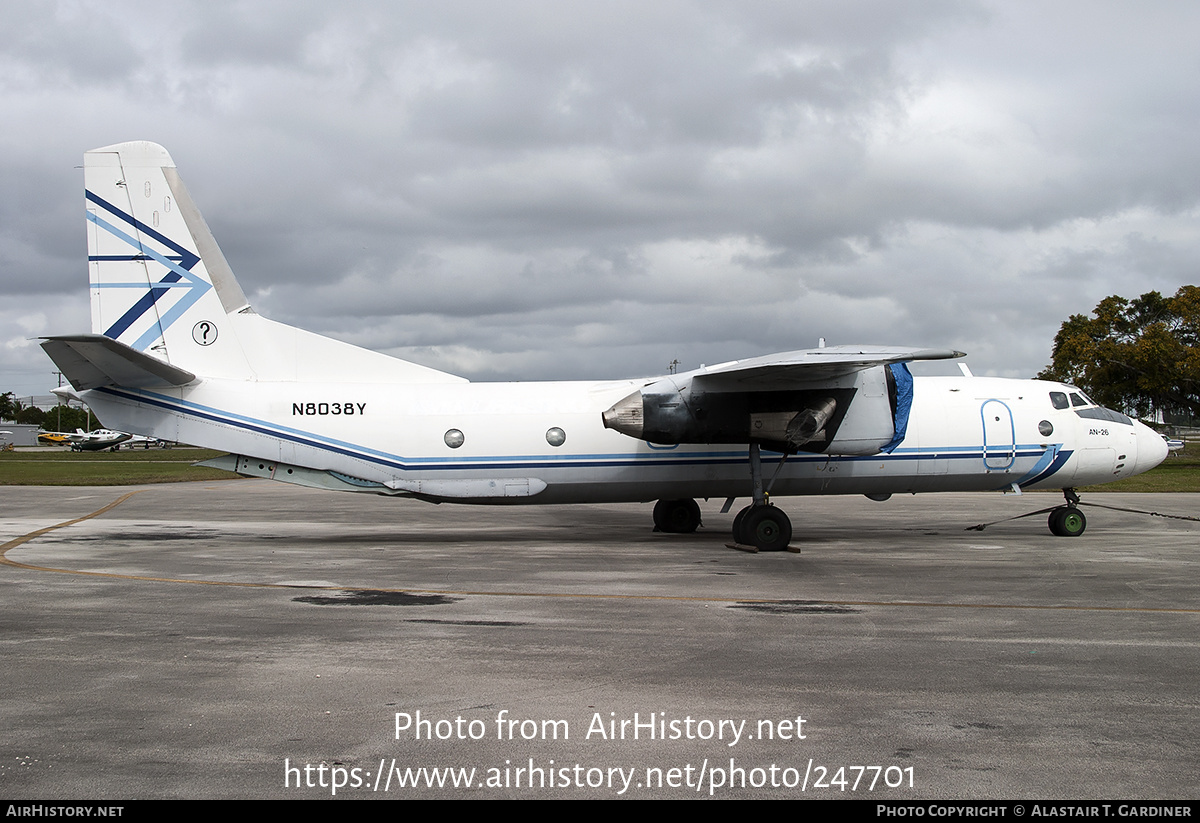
1133,422 -> 1170,476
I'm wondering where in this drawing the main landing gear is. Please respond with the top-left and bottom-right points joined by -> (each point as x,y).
732,442 -> 794,552
1048,488 -> 1086,537
652,498 -> 702,534
650,443 -> 795,552
732,503 -> 792,552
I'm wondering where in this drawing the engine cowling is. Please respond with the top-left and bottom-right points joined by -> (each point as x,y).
602,365 -> 901,456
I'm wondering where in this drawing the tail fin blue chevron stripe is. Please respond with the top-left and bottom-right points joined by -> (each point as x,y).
85,190 -> 211,350
86,190 -> 200,269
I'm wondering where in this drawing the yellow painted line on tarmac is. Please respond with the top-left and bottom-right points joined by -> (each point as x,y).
3,491 -> 1200,613
1,490 -> 145,559
0,490 -> 302,589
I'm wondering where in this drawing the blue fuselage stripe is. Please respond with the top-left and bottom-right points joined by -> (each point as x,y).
97,386 -> 1060,476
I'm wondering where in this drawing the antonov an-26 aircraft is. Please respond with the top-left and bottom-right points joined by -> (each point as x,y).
42,142 -> 1168,551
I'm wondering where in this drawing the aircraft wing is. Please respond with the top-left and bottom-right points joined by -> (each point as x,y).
689,346 -> 964,388
41,334 -> 196,391
603,345 -> 965,453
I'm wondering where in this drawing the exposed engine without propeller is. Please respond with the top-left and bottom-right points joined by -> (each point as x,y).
602,363 -> 907,456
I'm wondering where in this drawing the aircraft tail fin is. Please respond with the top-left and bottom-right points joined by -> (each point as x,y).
83,141 -> 465,385
85,141 -> 257,380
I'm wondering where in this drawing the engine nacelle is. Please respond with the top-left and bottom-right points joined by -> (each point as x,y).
602,365 -> 901,455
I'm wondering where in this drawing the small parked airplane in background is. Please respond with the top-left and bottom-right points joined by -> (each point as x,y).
37,428 -> 130,450
67,428 -> 131,451
42,142 -> 1168,551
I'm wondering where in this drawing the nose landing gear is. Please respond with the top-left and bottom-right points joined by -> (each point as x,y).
1048,488 -> 1086,537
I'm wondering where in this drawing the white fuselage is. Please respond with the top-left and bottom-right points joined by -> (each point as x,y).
80,374 -> 1167,504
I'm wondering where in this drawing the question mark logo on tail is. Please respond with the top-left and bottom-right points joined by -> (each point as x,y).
192,321 -> 217,346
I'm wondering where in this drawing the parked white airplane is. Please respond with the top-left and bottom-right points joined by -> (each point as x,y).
37,427 -> 133,451
42,142 -> 1168,550
67,428 -> 131,452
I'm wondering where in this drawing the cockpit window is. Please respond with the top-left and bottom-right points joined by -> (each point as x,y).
1050,391 -> 1069,410
1069,392 -> 1089,407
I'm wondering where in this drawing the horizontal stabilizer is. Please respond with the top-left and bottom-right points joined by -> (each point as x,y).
41,334 -> 196,391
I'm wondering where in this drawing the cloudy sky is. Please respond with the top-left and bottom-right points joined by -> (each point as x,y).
3,1 -> 1198,397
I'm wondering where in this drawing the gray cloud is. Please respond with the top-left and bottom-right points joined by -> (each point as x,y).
2,0 -> 1199,397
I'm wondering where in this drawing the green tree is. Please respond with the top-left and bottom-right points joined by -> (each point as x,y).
15,406 -> 45,426
43,405 -> 90,433
0,392 -> 21,422
1040,285 -> 1200,421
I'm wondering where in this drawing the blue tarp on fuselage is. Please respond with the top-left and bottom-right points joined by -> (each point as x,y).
881,362 -> 913,454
